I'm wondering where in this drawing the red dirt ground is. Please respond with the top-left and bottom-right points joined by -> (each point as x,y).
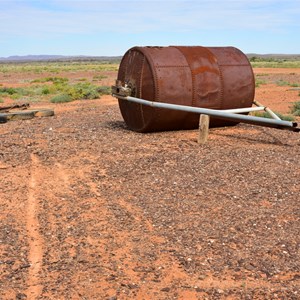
0,68 -> 299,300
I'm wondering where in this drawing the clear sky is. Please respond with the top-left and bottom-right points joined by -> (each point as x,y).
0,0 -> 299,57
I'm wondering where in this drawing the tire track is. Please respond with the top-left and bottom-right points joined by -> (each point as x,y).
26,154 -> 44,299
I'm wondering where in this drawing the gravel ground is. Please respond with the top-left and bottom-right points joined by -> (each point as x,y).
0,94 -> 299,299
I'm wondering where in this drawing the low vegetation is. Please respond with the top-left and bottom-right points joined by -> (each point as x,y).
250,57 -> 300,68
31,76 -> 69,84
255,78 -> 267,87
256,73 -> 269,77
0,77 -> 111,103
276,80 -> 300,87
50,94 -> 72,103
93,75 -> 108,81
252,111 -> 295,121
0,60 -> 116,103
0,61 -> 119,74
291,101 -> 300,116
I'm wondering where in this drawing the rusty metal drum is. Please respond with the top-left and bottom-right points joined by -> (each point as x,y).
117,46 -> 255,132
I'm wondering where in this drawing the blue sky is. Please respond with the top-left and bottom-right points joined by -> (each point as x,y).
0,0 -> 299,57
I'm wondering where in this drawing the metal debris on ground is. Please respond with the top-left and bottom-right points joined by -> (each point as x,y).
0,103 -> 54,123
0,103 -> 30,112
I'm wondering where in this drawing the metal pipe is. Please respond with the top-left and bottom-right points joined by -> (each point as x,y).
114,95 -> 299,132
223,107 -> 265,114
253,100 -> 281,120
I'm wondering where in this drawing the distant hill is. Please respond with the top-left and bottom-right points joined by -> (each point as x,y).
0,55 -> 123,63
1,53 -> 300,63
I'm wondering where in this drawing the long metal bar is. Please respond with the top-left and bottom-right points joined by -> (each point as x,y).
114,94 -> 299,132
223,107 -> 264,114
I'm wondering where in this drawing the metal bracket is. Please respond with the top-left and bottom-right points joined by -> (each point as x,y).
111,80 -> 132,97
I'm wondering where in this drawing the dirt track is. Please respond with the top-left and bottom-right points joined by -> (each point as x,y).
0,69 -> 300,299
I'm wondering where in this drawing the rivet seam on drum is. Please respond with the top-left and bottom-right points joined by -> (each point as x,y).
219,64 -> 250,67
139,55 -> 146,127
172,46 -> 195,107
216,63 -> 225,109
124,50 -> 131,79
204,46 -> 224,109
153,65 -> 189,68
191,71 -> 197,107
151,59 -> 161,129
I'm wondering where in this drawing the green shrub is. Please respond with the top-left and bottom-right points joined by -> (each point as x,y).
64,83 -> 95,100
276,80 -> 289,86
255,78 -> 267,88
0,80 -> 110,103
31,77 -> 69,84
50,94 -> 72,103
11,94 -> 21,100
290,83 -> 300,87
97,86 -> 111,95
273,112 -> 295,121
33,86 -> 51,95
256,73 -> 269,77
0,87 -> 32,99
93,75 -> 108,81
0,98 -> 4,103
0,62 -> 120,74
275,81 -> 300,88
0,87 -> 18,95
253,111 -> 295,121
41,87 -> 51,95
250,59 -> 300,68
291,101 -> 300,116
81,87 -> 99,99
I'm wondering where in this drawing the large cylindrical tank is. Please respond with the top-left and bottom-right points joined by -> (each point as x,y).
117,46 -> 255,132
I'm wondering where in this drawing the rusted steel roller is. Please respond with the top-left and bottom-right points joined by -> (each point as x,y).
116,46 -> 255,132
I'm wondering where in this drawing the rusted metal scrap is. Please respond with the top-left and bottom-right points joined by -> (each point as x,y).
114,46 -> 255,132
0,114 -> 7,123
0,103 -> 54,123
112,46 -> 299,133
0,103 -> 30,113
